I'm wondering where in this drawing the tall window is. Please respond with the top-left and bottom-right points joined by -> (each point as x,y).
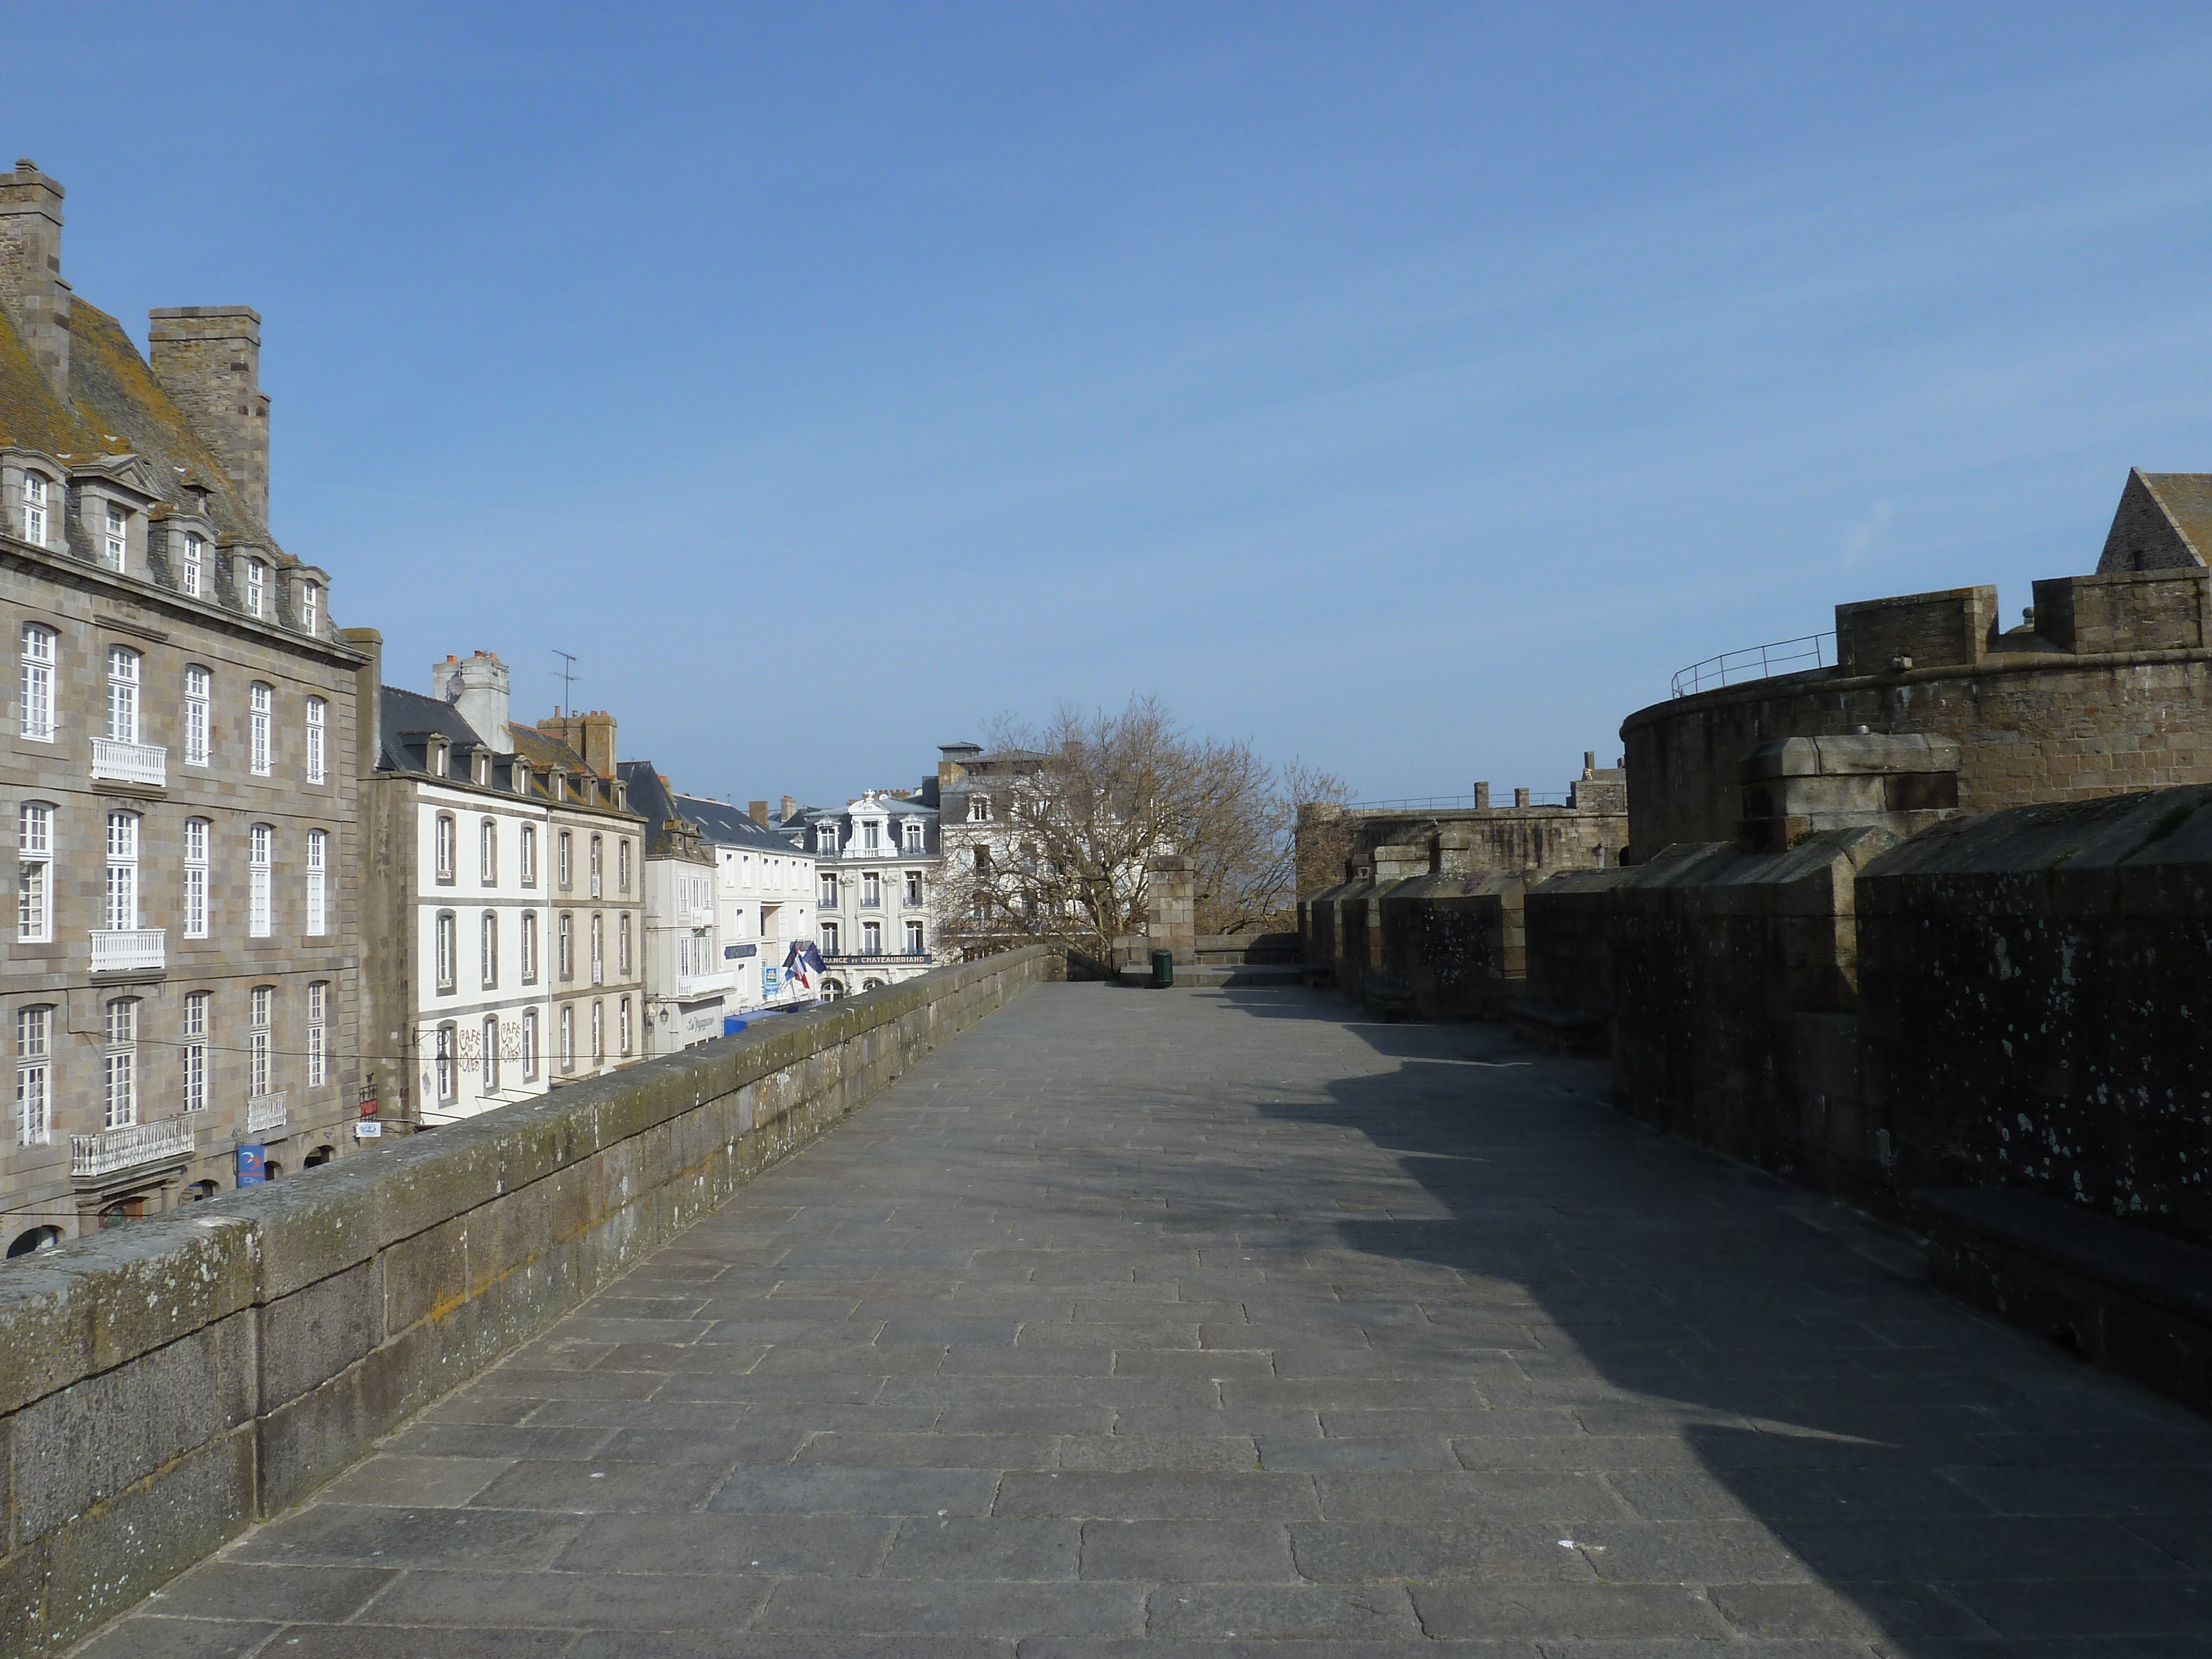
19,625 -> 54,741
520,911 -> 539,983
249,683 -> 272,775
434,1023 -> 456,1103
558,914 -> 574,981
618,912 -> 632,975
820,872 -> 838,907
821,920 -> 841,954
102,501 -> 127,571
863,920 -> 882,954
591,999 -> 604,1065
184,666 -> 211,765
521,1008 -> 539,1080
17,803 -> 52,943
906,920 -> 925,953
299,581 -> 320,637
817,823 -> 839,853
905,870 -> 923,906
305,697 -> 326,785
183,817 -> 210,938
435,911 -> 456,992
481,1015 -> 500,1093
479,819 -> 498,884
20,472 -> 48,545
181,533 -> 205,597
589,835 -> 603,898
434,814 -> 455,882
249,987 -> 274,1097
520,824 -> 538,886
305,829 -> 328,935
15,1005 -> 52,1145
968,795 -> 992,823
589,913 -> 603,984
182,991 -> 209,1112
106,646 -> 140,743
244,558 -> 267,618
480,911 -> 499,988
559,1004 -> 575,1071
105,810 -> 139,931
618,839 -> 632,894
618,996 -> 632,1057
862,820 -> 880,851
307,982 -> 328,1088
103,998 -> 138,1129
557,831 -> 572,890
862,871 -> 881,906
904,821 -> 924,852
248,823 -> 273,937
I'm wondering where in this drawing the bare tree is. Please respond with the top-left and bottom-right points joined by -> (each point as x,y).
937,698 -> 1342,959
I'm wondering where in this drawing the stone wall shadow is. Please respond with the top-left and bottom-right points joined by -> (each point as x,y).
1202,988 -> 2212,1651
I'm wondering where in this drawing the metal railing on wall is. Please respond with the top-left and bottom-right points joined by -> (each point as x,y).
1671,632 -> 1835,698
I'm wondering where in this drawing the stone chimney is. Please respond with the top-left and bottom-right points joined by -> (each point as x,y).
1514,787 -> 1532,808
435,651 -> 510,752
748,800 -> 769,827
148,305 -> 269,525
1473,782 -> 1491,810
0,160 -> 70,399
535,708 -> 617,779
780,795 -> 797,826
346,628 -> 384,775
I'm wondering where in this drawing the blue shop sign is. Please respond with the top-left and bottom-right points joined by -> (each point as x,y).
236,1145 -> 267,1185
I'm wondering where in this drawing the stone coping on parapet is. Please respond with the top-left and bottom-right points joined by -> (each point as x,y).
1621,641 -> 2212,736
0,944 -> 1061,1418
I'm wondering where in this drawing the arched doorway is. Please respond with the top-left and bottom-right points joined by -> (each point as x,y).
185,1180 -> 220,1203
263,1163 -> 283,1180
304,1146 -> 335,1168
6,1225 -> 61,1258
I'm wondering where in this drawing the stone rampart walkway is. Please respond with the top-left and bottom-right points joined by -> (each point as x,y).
81,984 -> 2212,1656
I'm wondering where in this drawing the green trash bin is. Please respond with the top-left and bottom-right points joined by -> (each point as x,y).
1150,948 -> 1175,989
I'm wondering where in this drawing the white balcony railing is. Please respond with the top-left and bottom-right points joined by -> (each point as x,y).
91,928 -> 165,973
91,738 -> 167,786
72,1115 -> 196,1177
676,968 -> 735,999
246,1092 -> 288,1136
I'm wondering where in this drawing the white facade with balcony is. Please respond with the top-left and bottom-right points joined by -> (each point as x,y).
791,790 -> 946,1000
90,737 -> 166,786
71,1116 -> 196,1179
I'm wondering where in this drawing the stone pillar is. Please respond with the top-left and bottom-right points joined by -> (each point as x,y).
1145,855 -> 1197,964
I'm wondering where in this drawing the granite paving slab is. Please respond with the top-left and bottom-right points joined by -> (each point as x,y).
71,982 -> 2212,1655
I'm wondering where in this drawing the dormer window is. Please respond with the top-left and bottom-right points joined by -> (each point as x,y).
551,770 -> 567,802
244,557 -> 267,618
817,823 -> 839,853
180,533 -> 205,597
902,820 -> 924,852
102,502 -> 127,572
19,472 -> 49,546
299,580 -> 320,636
862,820 -> 881,852
428,738 -> 450,778
968,795 -> 992,823
513,759 -> 530,795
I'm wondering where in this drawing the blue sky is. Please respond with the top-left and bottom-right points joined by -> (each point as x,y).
15,3 -> 2212,806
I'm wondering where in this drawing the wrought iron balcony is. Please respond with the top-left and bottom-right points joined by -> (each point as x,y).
91,738 -> 167,786
246,1092 -> 288,1136
91,928 -> 165,973
72,1115 -> 195,1178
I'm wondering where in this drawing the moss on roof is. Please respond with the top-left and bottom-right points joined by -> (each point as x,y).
0,299 -> 268,543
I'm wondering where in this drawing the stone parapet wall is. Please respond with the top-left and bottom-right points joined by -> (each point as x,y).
1627,567 -> 2212,858
1856,786 -> 2212,1248
0,945 -> 1063,1657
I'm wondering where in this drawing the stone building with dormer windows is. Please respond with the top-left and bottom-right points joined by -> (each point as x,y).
784,789 -> 945,998
354,648 -> 646,1125
1,162 -> 363,1251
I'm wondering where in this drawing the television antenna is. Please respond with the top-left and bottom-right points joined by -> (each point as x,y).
552,649 -> 578,714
